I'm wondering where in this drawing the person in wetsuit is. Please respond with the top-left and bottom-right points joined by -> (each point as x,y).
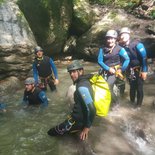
22,77 -> 48,109
98,29 -> 130,108
119,27 -> 148,108
33,46 -> 59,91
48,60 -> 96,140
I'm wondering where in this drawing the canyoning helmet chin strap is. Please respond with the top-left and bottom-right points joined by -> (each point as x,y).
67,60 -> 83,72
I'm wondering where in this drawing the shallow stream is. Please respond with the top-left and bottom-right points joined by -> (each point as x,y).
0,61 -> 155,155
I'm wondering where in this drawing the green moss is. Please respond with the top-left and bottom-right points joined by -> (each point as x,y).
17,0 -> 72,47
108,11 -> 117,19
150,9 -> 155,19
17,0 -> 51,45
0,0 -> 5,5
89,0 -> 140,8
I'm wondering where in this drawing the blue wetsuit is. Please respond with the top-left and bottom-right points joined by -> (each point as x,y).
125,42 -> 147,72
33,56 -> 58,91
98,45 -> 129,72
122,40 -> 148,107
98,44 -> 129,105
23,87 -> 48,109
48,74 -> 96,136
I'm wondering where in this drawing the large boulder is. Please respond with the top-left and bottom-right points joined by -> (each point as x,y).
0,0 -> 36,80
18,0 -> 73,55
70,0 -> 95,35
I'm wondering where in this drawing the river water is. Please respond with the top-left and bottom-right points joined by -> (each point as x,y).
0,61 -> 155,155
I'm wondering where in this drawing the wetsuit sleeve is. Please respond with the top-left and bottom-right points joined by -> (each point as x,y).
119,48 -> 130,71
49,58 -> 58,79
38,91 -> 48,108
98,48 -> 110,71
136,43 -> 148,72
78,86 -> 96,128
32,63 -> 39,84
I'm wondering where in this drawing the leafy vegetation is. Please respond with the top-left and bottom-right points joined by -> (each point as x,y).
89,0 -> 140,9
0,0 -> 4,5
150,9 -> 155,19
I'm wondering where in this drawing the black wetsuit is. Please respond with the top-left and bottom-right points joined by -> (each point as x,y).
23,87 -> 48,108
121,40 -> 148,107
33,56 -> 58,91
48,74 -> 96,136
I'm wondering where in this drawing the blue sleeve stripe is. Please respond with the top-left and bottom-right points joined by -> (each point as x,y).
49,58 -> 58,79
32,63 -> 39,83
98,48 -> 110,71
119,48 -> 130,71
136,43 -> 148,72
38,91 -> 48,107
78,87 -> 93,105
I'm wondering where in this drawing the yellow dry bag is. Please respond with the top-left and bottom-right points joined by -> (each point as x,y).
90,74 -> 111,117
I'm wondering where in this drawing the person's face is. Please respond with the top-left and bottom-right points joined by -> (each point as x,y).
25,84 -> 34,92
36,50 -> 43,58
69,69 -> 83,82
119,33 -> 130,44
106,37 -> 116,48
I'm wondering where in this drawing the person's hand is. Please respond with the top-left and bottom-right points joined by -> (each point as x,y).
109,67 -> 115,74
140,72 -> 147,80
80,127 -> 90,140
54,79 -> 59,85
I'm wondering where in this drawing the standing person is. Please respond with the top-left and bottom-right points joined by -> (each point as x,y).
33,46 -> 59,91
22,77 -> 48,109
98,29 -> 130,107
119,27 -> 148,108
48,60 -> 96,140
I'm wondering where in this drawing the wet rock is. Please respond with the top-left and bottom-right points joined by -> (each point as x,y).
0,1 -> 36,80
0,76 -> 22,102
135,129 -> 147,142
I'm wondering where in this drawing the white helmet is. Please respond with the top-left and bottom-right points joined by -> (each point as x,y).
120,27 -> 130,34
105,30 -> 118,38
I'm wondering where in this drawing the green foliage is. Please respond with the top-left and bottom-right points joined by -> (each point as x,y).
89,0 -> 113,5
150,9 -> 155,19
89,0 -> 140,8
0,0 -> 4,5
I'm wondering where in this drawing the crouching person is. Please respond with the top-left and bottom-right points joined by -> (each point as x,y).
22,77 -> 48,109
47,60 -> 96,140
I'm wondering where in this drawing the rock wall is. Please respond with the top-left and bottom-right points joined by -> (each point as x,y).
0,0 -> 36,80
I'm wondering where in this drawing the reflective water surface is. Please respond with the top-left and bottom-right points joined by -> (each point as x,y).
0,61 -> 155,155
